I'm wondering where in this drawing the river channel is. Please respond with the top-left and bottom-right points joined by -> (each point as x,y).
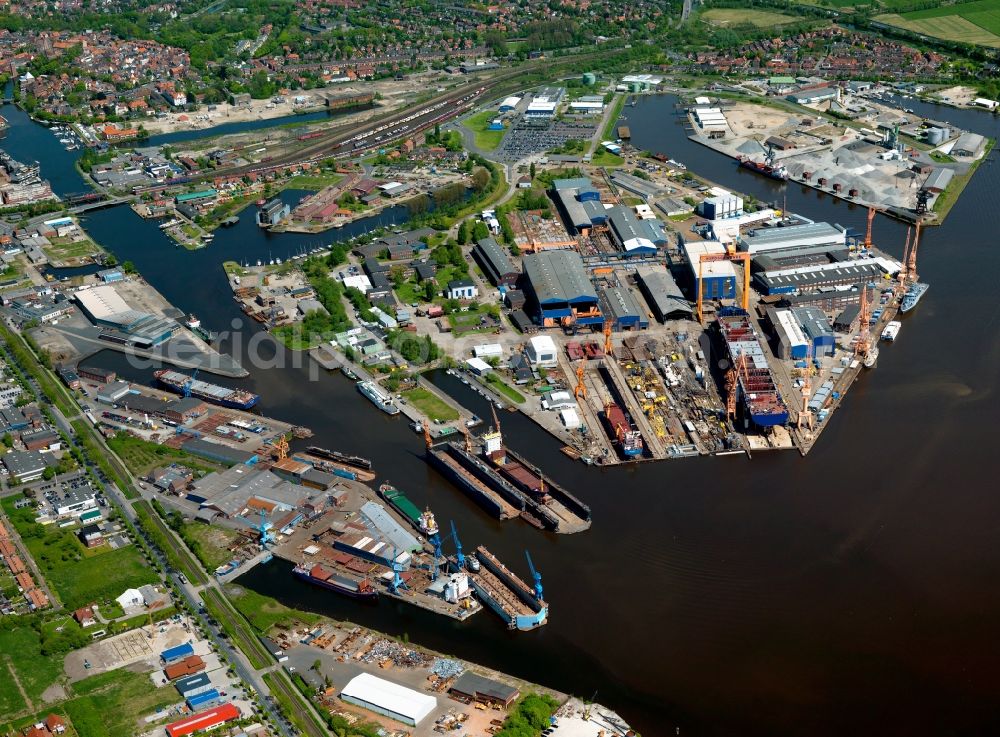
3,95 -> 1000,736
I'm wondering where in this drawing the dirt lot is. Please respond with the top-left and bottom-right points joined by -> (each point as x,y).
722,102 -> 798,137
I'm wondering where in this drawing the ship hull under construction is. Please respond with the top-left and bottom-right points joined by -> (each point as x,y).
292,565 -> 378,600
717,308 -> 789,427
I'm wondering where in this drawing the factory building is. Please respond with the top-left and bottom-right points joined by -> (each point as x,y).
568,96 -> 605,114
680,240 -> 736,300
340,673 -> 437,727
526,335 -> 559,368
786,87 -> 839,104
600,285 -> 649,330
635,268 -> 693,321
73,285 -> 176,347
473,237 -> 519,287
606,206 -> 666,257
256,197 -> 289,227
773,309 -> 810,360
521,250 -> 602,327
525,87 -> 563,118
551,177 -> 604,235
165,704 -> 240,737
449,672 -> 520,708
793,306 -> 835,357
609,171 -> 660,199
754,258 -> 892,296
161,642 -> 195,665
923,168 -> 954,193
738,221 -> 848,255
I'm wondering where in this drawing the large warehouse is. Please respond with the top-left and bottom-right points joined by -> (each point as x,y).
753,257 -> 892,296
521,250 -> 602,327
680,240 -> 736,300
607,206 -> 666,256
738,222 -> 847,255
73,285 -> 176,347
341,673 -> 437,726
635,268 -> 692,321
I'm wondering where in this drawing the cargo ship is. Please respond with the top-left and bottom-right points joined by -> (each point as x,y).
153,369 -> 259,410
307,446 -> 372,471
738,156 -> 789,181
357,380 -> 400,415
378,483 -> 434,536
900,282 -> 928,313
292,563 -> 378,600
480,423 -> 591,533
601,402 -> 643,458
469,546 -> 547,631
717,308 -> 789,427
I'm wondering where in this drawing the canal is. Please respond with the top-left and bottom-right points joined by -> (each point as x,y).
3,96 -> 1000,736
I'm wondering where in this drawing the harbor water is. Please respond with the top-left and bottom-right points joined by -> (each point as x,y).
4,96 -> 1000,736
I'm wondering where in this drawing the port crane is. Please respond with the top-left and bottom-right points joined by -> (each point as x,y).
855,283 -> 874,359
387,546 -> 408,594
724,351 -> 750,420
905,220 -> 921,284
797,345 -> 815,432
603,319 -> 613,356
181,369 -> 199,398
696,250 -> 751,324
448,520 -> 465,570
894,226 -> 912,297
864,206 -> 877,250
237,508 -> 275,547
574,362 -> 587,401
524,550 -> 544,602
271,434 -> 289,461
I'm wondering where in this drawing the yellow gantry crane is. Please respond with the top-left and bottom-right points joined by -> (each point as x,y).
697,249 -> 751,324
574,362 -> 587,401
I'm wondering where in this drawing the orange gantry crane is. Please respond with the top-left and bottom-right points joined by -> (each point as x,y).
864,206 -> 877,250
895,226 -> 913,297
272,434 -> 289,461
574,362 -> 587,401
855,283 -> 873,359
697,250 -> 751,324
602,319 -> 613,356
906,220 -> 922,283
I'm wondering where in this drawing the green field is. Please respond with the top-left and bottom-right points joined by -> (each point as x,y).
877,0 -> 1000,47
200,587 -> 272,669
701,8 -> 799,26
287,172 -> 345,190
227,585 -> 321,634
107,432 -> 222,477
464,110 -> 506,151
401,387 -> 460,421
181,522 -> 240,571
0,626 -> 66,709
2,500 -> 158,610
591,149 -> 625,167
484,373 -> 526,404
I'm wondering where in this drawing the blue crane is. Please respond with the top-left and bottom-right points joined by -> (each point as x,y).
236,508 -> 274,547
450,520 -> 465,570
429,531 -> 443,582
387,546 -> 408,594
524,550 -> 543,602
182,368 -> 199,398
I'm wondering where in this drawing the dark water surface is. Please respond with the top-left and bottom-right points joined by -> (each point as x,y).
4,96 -> 1000,736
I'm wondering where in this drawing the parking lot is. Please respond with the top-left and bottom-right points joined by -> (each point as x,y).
493,120 -> 599,163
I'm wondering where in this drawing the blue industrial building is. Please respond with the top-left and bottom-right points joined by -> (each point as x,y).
606,206 -> 666,257
187,689 -> 221,710
161,642 -> 194,664
551,177 -> 604,234
681,240 -> 736,300
521,250 -> 602,328
97,268 -> 124,283
793,306 -> 835,357
600,285 -> 649,330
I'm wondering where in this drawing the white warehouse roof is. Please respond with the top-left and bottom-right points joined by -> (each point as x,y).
681,240 -> 737,279
74,285 -> 131,320
529,335 -> 557,355
341,673 -> 437,726
500,96 -> 521,108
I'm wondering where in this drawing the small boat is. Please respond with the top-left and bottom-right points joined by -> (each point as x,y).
881,321 -> 901,342
900,282 -> 928,313
863,346 -> 879,369
466,554 -> 480,573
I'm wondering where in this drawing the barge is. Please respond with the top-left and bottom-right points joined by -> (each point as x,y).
306,446 -> 372,471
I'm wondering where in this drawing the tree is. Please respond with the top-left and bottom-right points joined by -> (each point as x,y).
471,166 -> 491,193
529,162 -> 536,180
42,467 -> 56,481
1,433 -> 11,448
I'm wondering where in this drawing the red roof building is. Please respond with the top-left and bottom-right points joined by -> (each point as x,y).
165,703 -> 240,737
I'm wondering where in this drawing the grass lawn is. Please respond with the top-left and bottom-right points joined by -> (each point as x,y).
0,657 -> 27,718
61,668 -> 178,737
929,151 -> 956,163
591,149 -> 625,167
227,585 -> 322,634
464,110 -> 506,151
106,433 -> 223,477
0,627 -> 65,707
182,522 -> 240,570
601,94 -> 626,141
393,279 -> 426,305
287,172 -> 345,190
401,387 -> 459,421
448,307 -> 500,337
484,372 -> 526,404
701,8 -> 798,26
200,588 -> 271,669
43,238 -> 100,263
